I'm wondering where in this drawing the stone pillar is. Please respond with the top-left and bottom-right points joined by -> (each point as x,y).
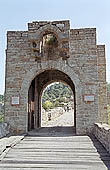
97,45 -> 108,123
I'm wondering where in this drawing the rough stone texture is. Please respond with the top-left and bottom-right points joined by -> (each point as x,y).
0,123 -> 9,138
5,20 -> 107,135
97,45 -> 107,123
94,123 -> 110,153
107,90 -> 110,105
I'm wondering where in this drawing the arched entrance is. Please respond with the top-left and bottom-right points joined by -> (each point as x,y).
5,20 -> 103,135
28,69 -> 76,132
41,81 -> 74,127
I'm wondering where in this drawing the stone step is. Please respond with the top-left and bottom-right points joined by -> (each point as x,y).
0,133 -> 110,169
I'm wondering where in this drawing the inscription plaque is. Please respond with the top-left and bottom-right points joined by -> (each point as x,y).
84,95 -> 94,102
12,97 -> 19,105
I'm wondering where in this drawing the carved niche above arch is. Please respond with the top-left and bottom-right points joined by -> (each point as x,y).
28,21 -> 70,61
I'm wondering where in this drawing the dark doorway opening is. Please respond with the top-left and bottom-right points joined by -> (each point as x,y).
28,79 -> 35,131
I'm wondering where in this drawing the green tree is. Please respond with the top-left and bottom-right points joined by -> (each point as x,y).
42,100 -> 53,111
42,82 -> 73,107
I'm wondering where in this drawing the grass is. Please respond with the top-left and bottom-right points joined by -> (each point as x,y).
107,105 -> 110,125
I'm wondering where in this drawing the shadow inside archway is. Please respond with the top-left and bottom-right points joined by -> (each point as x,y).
27,126 -> 76,137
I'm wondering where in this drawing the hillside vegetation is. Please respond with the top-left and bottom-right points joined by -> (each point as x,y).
42,82 -> 73,110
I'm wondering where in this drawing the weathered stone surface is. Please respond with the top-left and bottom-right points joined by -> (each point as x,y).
0,135 -> 25,161
5,20 -> 107,135
94,123 -> 110,153
0,123 -> 9,138
97,45 -> 107,123
0,131 -> 110,169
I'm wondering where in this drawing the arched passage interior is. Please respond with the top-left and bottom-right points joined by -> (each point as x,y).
28,69 -> 76,131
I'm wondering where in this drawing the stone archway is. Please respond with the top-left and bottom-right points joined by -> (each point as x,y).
5,20 -> 106,135
20,61 -> 81,134
28,69 -> 76,131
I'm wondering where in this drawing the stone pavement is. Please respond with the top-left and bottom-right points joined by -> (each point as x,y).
0,127 -> 110,170
44,110 -> 74,127
0,135 -> 25,161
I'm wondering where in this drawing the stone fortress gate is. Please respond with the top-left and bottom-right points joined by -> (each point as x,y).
5,20 -> 107,135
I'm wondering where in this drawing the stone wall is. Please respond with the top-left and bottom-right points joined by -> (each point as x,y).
94,123 -> 110,153
5,20 -> 107,135
97,45 -> 107,123
69,28 -> 99,133
0,123 -> 9,138
107,86 -> 110,105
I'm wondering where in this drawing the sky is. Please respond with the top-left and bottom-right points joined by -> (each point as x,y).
0,0 -> 110,94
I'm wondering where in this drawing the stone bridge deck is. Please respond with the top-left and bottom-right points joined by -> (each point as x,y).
0,127 -> 110,170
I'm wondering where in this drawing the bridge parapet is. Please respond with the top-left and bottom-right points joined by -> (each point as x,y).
94,123 -> 110,153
